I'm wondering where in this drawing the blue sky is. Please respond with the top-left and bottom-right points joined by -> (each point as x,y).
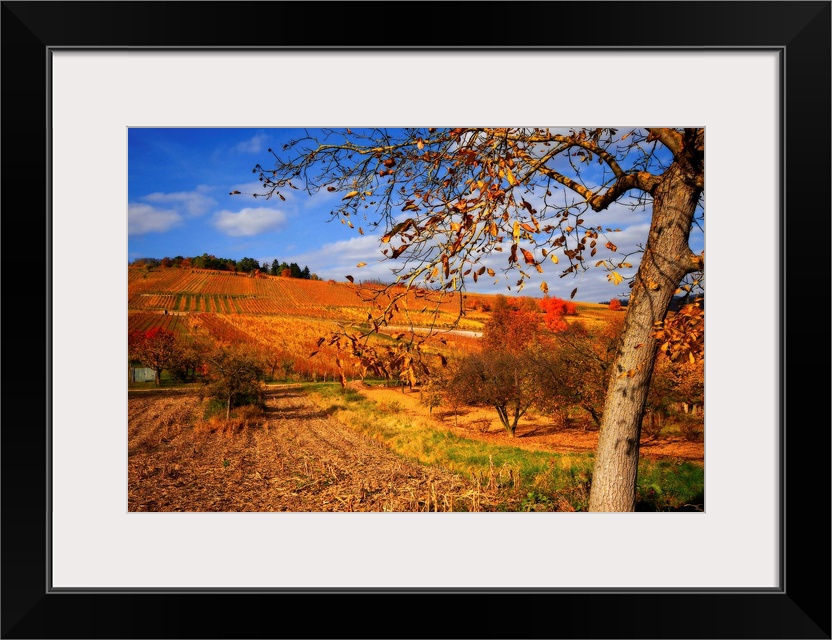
128,128 -> 703,303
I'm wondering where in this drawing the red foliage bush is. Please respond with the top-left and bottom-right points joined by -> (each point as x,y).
539,296 -> 576,332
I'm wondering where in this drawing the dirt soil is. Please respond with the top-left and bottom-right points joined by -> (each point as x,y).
128,386 -> 498,512
360,385 -> 704,463
128,385 -> 703,513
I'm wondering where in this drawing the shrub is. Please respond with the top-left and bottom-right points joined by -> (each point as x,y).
677,413 -> 703,442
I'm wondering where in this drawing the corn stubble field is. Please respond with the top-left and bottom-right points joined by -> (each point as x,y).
128,266 -> 704,512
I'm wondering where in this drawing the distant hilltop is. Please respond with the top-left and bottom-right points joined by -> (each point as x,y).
130,254 -> 317,280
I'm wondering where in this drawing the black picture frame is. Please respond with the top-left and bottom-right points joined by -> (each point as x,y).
2,1 -> 829,638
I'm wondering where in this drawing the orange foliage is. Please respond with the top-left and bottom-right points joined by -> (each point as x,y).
539,296 -> 576,332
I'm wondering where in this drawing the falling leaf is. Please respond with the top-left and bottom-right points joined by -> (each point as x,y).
550,254 -> 559,265
358,227 -> 364,235
356,262 -> 367,268
520,248 -> 535,265
487,268 -> 496,277
540,282 -> 549,294
308,351 -> 319,358
607,271 -> 624,286
342,190 -> 360,200
606,241 -> 618,251
512,221 -> 520,244
570,287 -> 577,299
327,186 -> 337,192
230,190 -> 241,195
345,275 -> 354,283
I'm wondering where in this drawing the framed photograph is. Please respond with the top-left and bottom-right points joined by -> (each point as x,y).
3,1 -> 829,638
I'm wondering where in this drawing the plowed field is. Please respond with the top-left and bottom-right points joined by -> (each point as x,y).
128,386 -> 498,512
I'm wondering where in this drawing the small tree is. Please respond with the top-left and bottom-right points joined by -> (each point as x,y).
170,339 -> 207,383
481,306 -> 539,354
448,350 -> 542,437
443,300 -> 547,436
609,298 -> 623,311
281,359 -> 294,382
128,327 -> 180,387
540,296 -> 577,332
532,317 -> 624,428
202,345 -> 264,422
259,347 -> 281,381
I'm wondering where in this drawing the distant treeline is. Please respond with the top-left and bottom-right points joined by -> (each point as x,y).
130,254 -> 318,279
599,294 -> 704,311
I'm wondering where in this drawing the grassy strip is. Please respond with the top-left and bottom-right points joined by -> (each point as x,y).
303,382 -> 704,512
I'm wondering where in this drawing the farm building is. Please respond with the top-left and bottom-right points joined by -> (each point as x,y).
130,367 -> 155,383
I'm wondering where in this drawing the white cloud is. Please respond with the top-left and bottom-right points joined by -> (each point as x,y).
142,186 -> 216,217
212,207 -> 287,237
236,133 -> 267,154
277,234 -> 400,282
128,203 -> 182,235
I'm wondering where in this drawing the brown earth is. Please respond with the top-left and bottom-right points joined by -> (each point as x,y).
128,386 -> 503,512
359,384 -> 704,463
128,384 -> 703,513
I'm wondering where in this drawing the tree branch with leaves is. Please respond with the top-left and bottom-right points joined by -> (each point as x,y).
237,126 -> 704,512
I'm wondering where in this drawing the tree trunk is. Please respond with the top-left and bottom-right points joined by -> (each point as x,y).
588,163 -> 702,512
495,405 -> 514,436
154,369 -> 161,387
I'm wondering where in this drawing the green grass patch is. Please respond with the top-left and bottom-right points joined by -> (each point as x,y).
302,382 -> 703,512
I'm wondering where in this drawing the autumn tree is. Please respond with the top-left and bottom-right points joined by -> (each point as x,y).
644,353 -> 705,438
447,350 -> 542,438
240,127 -> 704,512
532,316 -> 625,428
440,288 -> 544,436
481,305 -> 539,354
609,298 -> 623,311
539,296 -> 577,332
128,327 -> 181,387
170,339 -> 208,383
202,344 -> 264,423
